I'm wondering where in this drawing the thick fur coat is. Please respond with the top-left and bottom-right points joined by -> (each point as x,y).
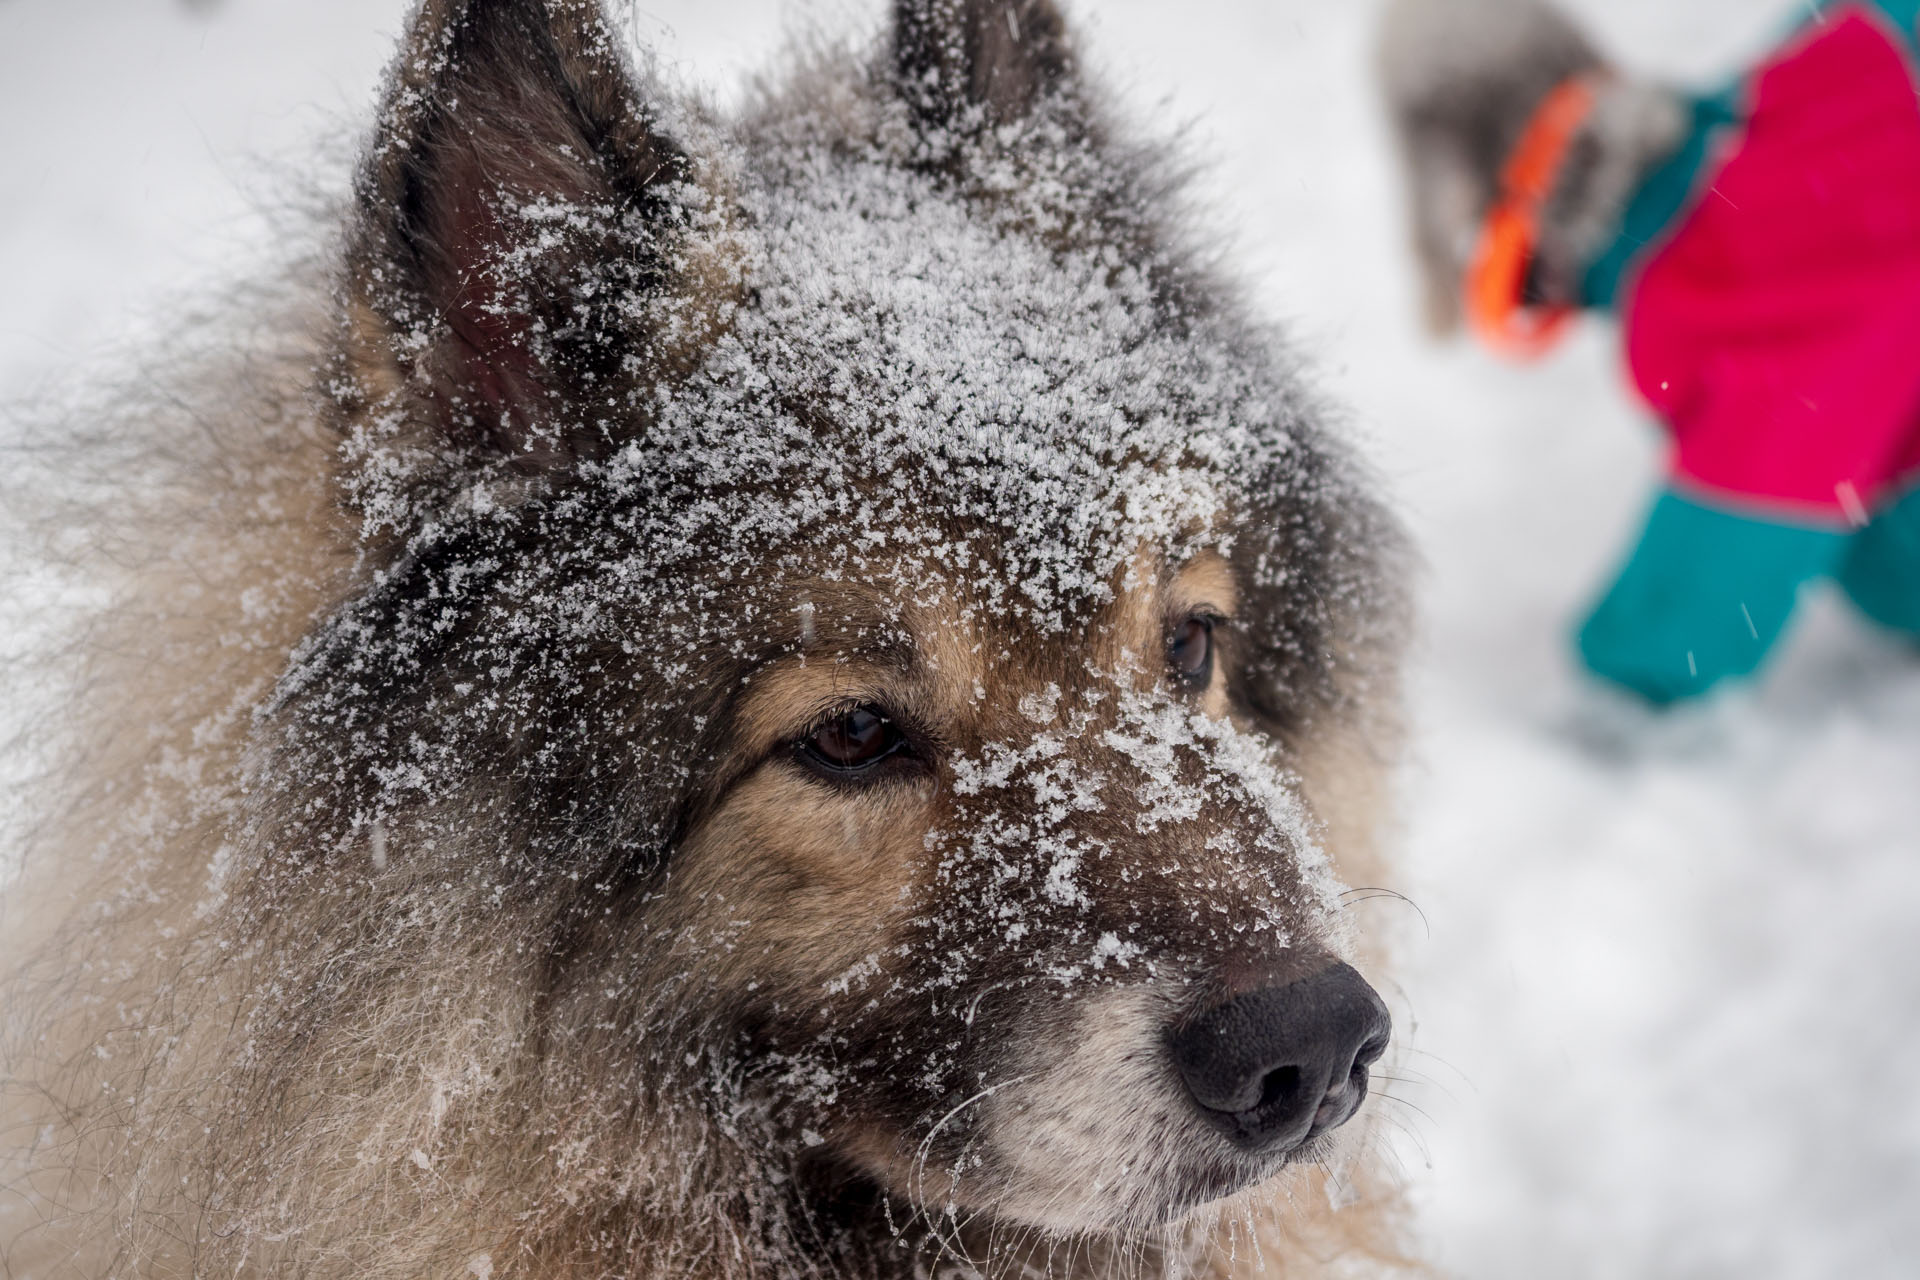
1,2 -> 1415,1276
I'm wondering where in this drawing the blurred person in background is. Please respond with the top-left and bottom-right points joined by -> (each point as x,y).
1381,0 -> 1920,704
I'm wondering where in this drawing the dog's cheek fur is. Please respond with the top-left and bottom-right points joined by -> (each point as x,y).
648,764 -> 934,1046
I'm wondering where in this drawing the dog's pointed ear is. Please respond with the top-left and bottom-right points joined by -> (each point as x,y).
342,0 -> 694,467
892,0 -> 1075,134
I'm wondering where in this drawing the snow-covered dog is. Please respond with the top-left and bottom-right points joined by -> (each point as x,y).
0,1 -> 1412,1275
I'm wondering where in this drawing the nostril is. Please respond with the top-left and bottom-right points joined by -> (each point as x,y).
1256,1064 -> 1300,1111
1356,1032 -> 1390,1068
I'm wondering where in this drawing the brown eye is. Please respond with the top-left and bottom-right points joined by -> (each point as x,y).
799,705 -> 908,773
1170,616 -> 1214,685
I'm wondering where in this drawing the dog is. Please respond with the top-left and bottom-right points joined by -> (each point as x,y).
1377,0 -> 1687,340
0,1 -> 1414,1275
1381,0 -> 1920,703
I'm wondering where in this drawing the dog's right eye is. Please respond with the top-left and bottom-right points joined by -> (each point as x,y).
797,706 -> 911,776
1169,615 -> 1215,687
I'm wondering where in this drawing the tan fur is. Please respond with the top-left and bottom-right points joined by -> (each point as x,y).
3,2 -> 1421,1276
0,293 -> 351,1275
3,488 -> 1418,1278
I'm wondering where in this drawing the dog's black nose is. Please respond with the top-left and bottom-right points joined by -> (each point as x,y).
1168,962 -> 1391,1153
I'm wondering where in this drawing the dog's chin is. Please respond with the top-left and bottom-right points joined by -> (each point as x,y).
1132,1148 -> 1314,1229
978,1116 -> 1369,1237
975,1172 -> 1271,1238
898,1141 -> 1296,1239
830,1113 -> 1339,1242
1126,1144 -> 1352,1235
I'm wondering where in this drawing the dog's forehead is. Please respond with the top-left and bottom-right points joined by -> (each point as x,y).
613,141 -> 1309,631
769,545 -> 1234,659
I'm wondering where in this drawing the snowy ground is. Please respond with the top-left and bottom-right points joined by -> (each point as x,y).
3,1 -> 1917,1276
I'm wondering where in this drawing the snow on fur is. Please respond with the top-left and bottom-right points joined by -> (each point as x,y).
0,3 -> 1410,1277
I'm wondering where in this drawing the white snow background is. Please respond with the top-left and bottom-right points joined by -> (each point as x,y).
2,0 -> 1916,1276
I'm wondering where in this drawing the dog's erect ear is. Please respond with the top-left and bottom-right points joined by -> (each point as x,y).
892,0 -> 1075,134
343,0 -> 695,466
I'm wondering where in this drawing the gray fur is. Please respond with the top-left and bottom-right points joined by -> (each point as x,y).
1377,0 -> 1685,330
0,1 -> 1415,1275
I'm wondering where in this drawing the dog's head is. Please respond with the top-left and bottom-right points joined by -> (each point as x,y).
1377,0 -> 1685,333
227,0 -> 1405,1255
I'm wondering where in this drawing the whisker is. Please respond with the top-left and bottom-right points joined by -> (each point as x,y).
1336,886 -> 1431,936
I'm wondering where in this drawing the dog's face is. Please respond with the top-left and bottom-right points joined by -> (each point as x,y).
649,550 -> 1364,1231
236,0 -> 1402,1248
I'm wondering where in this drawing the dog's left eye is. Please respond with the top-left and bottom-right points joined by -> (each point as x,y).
1170,616 -> 1215,686
797,706 -> 911,775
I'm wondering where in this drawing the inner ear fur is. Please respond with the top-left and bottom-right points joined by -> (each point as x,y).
341,0 -> 694,466
892,0 -> 1075,134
